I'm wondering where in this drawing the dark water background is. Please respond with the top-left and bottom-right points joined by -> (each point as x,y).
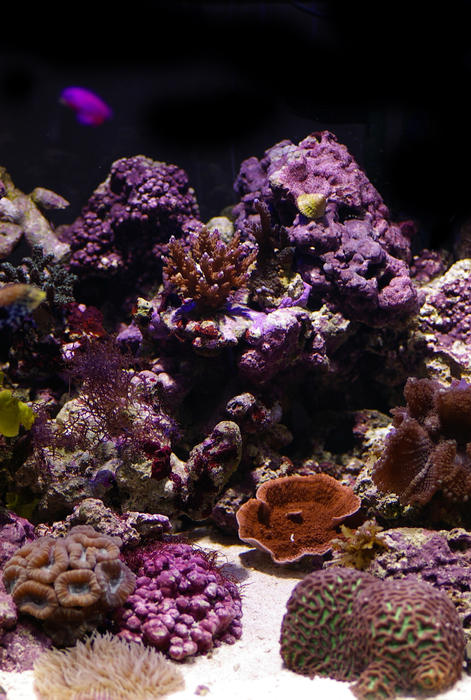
1,1 -> 469,250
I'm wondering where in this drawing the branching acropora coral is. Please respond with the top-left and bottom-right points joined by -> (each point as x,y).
33,631 -> 184,700
164,225 -> 257,311
280,567 -> 465,699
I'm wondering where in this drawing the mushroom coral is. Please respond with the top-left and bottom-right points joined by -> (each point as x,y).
236,474 -> 361,563
2,525 -> 135,644
372,377 -> 471,508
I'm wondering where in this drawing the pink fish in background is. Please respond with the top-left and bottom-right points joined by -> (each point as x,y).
60,86 -> 112,126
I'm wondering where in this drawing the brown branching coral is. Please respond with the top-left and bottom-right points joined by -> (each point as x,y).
236,474 -> 361,563
2,525 -> 135,644
372,377 -> 471,508
33,631 -> 184,700
163,225 -> 257,311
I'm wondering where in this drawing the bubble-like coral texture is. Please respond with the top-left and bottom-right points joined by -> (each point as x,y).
33,631 -> 184,700
2,525 -> 135,644
280,566 -> 465,699
64,155 -> 201,291
372,377 -> 471,508
116,541 -> 242,660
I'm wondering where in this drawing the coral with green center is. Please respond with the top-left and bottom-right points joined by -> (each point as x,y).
280,566 -> 465,699
164,225 -> 257,312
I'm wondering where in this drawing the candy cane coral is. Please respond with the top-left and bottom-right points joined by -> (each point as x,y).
2,525 -> 135,644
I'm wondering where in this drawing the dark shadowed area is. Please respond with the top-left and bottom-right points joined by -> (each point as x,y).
1,1 -> 469,248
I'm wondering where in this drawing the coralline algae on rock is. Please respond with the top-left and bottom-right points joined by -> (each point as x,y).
64,155 -> 201,292
416,258 -> 471,377
233,131 -> 419,327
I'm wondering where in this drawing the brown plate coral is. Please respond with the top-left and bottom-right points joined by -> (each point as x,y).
236,474 -> 361,563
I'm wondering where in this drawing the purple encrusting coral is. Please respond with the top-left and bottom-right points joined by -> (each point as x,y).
115,542 -> 242,660
0,510 -> 35,569
63,155 -> 201,297
234,131 -> 419,326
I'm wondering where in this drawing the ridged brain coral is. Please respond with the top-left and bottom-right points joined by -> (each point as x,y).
280,567 -> 465,700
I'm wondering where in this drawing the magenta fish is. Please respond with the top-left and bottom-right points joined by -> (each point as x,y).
60,86 -> 112,126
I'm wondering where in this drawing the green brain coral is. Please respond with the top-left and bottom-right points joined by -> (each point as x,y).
280,567 -> 465,700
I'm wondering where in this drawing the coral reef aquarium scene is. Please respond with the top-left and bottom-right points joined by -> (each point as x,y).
2,1 -> 471,698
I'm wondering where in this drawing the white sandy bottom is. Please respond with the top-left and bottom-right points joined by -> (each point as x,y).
1,532 -> 471,700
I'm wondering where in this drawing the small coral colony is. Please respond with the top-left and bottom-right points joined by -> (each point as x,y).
1,130 -> 471,699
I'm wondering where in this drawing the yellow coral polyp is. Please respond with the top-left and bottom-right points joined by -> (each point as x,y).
0,389 -> 36,437
296,192 -> 327,219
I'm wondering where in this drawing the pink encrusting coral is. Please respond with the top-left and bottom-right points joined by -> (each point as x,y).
115,541 -> 242,660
